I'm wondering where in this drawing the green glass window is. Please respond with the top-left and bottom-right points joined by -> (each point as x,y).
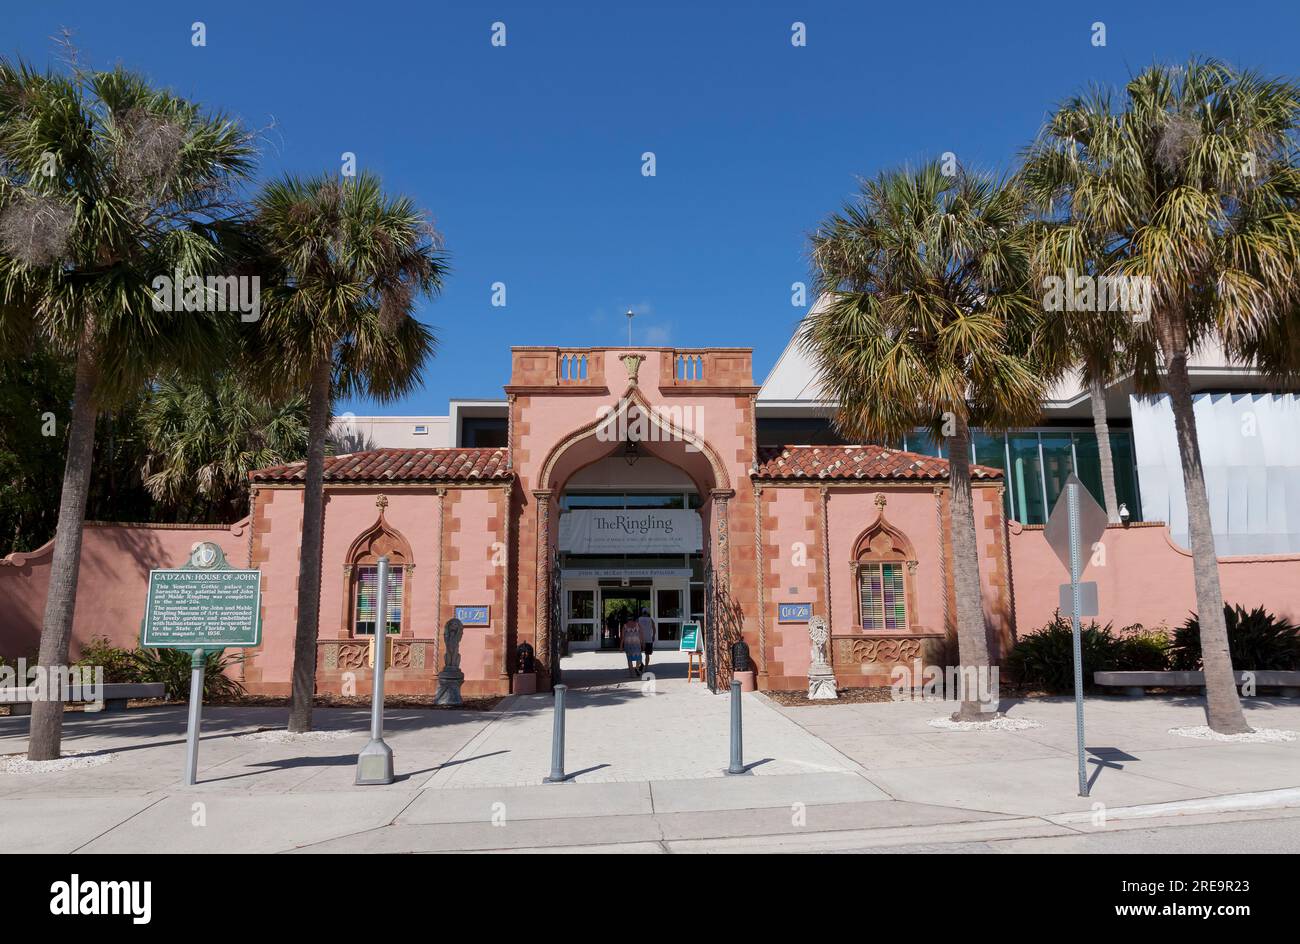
1007,434 -> 1046,524
1040,433 -> 1074,514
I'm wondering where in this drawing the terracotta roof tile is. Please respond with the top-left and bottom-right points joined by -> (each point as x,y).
752,445 -> 1002,482
250,448 -> 511,483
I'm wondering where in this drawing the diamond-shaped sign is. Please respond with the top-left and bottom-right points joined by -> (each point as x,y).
1044,473 -> 1109,578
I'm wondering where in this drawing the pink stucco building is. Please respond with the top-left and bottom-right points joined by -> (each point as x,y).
3,344 -> 1297,695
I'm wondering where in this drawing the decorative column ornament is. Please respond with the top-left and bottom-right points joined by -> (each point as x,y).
934,485 -> 953,635
807,616 -> 838,700
534,490 -> 553,682
819,485 -> 832,637
620,353 -> 645,385
433,486 -> 446,671
712,489 -> 734,592
753,482 -> 767,681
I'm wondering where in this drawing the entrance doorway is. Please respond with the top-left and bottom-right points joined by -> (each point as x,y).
599,588 -> 649,650
562,576 -> 690,651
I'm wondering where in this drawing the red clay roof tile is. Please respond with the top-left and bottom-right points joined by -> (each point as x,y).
752,445 -> 1001,482
250,448 -> 511,483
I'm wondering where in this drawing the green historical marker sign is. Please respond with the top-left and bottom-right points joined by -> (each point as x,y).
141,543 -> 262,650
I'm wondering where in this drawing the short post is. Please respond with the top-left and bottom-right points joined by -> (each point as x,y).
184,648 -> 206,786
725,679 -> 747,775
544,684 -> 568,783
356,555 -> 395,785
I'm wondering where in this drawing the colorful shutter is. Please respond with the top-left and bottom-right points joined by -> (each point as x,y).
859,562 -> 906,631
356,566 -> 403,634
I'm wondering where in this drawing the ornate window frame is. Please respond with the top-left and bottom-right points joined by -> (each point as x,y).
341,499 -> 415,638
850,501 -> 919,635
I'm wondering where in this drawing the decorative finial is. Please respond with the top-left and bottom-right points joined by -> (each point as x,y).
376,494 -> 389,510
875,493 -> 887,509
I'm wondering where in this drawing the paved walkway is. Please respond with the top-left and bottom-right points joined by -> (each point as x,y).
2,655 -> 1298,852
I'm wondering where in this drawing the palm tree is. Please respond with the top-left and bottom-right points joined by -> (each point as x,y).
251,171 -> 444,733
140,370 -> 310,522
803,164 -> 1046,721
0,61 -> 253,760
1019,60 -> 1300,734
1021,101 -> 1149,522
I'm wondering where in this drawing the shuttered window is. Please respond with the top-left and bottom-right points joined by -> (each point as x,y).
355,566 -> 403,635
858,562 -> 906,632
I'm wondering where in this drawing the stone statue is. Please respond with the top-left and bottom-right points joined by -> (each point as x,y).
806,615 -> 838,700
435,618 -> 465,705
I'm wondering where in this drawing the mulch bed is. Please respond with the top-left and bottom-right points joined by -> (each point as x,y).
209,693 -> 506,712
765,683 -> 1060,707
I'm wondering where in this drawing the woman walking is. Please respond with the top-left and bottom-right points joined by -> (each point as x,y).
622,613 -> 644,677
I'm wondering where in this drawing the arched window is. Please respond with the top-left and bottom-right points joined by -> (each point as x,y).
342,501 -> 414,637
851,500 -> 918,634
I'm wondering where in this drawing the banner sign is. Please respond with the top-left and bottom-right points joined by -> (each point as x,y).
558,509 -> 703,554
142,568 -> 262,649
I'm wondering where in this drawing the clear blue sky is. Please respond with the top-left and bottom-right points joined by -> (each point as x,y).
9,1 -> 1300,414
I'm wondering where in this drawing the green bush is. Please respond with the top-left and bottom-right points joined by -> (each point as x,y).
1008,613 -> 1122,692
75,636 -> 144,684
132,648 -> 247,700
1169,605 -> 1300,671
1114,625 -> 1171,671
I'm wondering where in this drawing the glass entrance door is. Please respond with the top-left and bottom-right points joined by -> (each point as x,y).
652,578 -> 687,649
563,580 -> 598,650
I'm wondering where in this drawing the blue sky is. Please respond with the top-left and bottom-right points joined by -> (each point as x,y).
9,1 -> 1300,414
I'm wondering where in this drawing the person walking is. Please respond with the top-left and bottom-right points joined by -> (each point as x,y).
622,613 -> 644,677
637,607 -> 656,668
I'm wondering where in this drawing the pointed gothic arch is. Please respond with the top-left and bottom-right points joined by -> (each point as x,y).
850,496 -> 919,634
340,498 -> 415,637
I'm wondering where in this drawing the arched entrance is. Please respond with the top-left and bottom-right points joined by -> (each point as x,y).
533,391 -> 734,689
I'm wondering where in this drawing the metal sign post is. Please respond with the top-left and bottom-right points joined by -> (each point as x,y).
1044,473 -> 1109,798
184,648 -> 207,786
356,555 -> 396,785
141,542 -> 262,787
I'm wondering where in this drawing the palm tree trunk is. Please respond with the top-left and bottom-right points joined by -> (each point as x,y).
1088,376 -> 1120,523
287,354 -> 332,733
27,338 -> 100,761
1164,352 -> 1250,734
946,415 -> 994,721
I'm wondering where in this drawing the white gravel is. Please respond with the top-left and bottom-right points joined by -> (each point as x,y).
1167,725 -> 1298,743
0,751 -> 114,775
927,716 -> 1044,731
235,729 -> 356,743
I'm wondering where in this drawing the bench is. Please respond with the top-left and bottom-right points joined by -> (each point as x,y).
0,683 -> 167,715
1093,670 -> 1300,698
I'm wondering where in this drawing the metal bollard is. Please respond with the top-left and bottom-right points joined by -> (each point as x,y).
544,684 -> 568,783
725,679 -> 747,775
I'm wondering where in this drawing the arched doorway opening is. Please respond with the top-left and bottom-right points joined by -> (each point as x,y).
535,394 -> 733,688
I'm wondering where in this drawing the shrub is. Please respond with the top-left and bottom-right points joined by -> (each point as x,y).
1114,624 -> 1171,672
75,636 -> 144,684
132,648 -> 247,700
1169,605 -> 1300,671
1007,612 -> 1124,692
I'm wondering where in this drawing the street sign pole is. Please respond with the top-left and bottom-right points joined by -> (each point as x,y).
184,648 -> 206,786
1068,482 -> 1089,797
356,555 -> 395,785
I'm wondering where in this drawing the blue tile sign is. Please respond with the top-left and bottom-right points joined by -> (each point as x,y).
777,602 -> 812,624
455,605 -> 490,626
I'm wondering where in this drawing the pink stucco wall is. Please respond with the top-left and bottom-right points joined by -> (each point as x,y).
0,520 -> 249,661
1008,522 -> 1300,633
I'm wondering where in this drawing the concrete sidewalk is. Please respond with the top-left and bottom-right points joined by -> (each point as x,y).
2,652 -> 1297,853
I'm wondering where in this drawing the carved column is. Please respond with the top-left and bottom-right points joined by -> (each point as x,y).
934,485 -> 953,635
753,482 -> 767,681
712,488 -> 734,592
819,485 -> 832,641
534,489 -> 553,685
433,486 -> 446,672
500,484 -> 512,682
